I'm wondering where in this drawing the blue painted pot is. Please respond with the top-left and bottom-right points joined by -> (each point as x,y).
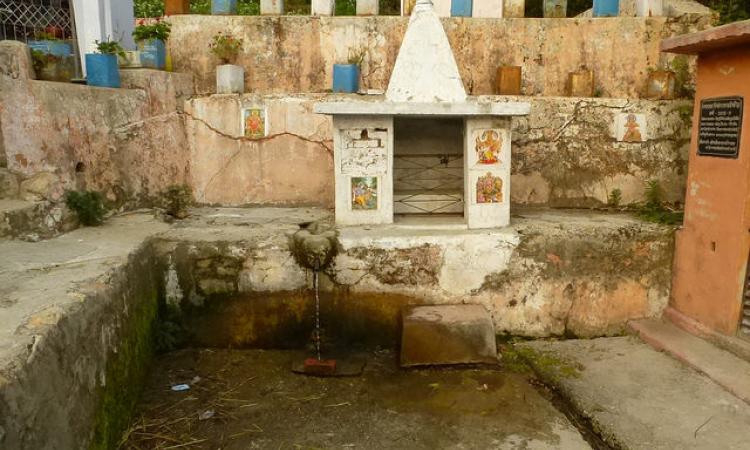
212,0 -> 238,14
450,0 -> 472,17
137,39 -> 166,70
333,64 -> 359,93
593,0 -> 619,17
85,53 -> 120,88
28,40 -> 72,57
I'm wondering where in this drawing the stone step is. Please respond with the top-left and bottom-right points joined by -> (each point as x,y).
400,304 -> 498,367
0,199 -> 72,241
629,318 -> 750,404
0,168 -> 20,199
663,306 -> 750,364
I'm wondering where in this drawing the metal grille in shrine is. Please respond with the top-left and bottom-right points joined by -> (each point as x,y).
393,118 -> 465,216
0,0 -> 73,42
393,154 -> 464,215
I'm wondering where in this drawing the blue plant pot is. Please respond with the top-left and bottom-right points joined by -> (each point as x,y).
332,64 -> 359,93
28,40 -> 72,57
85,53 -> 120,88
593,0 -> 619,17
137,39 -> 166,70
450,0 -> 473,17
212,0 -> 238,14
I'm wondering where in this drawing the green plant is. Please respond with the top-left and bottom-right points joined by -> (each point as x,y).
30,49 -> 54,74
347,47 -> 366,66
608,188 -> 622,208
132,19 -> 172,42
65,190 -> 108,226
637,180 -> 684,225
154,303 -> 186,352
161,184 -> 193,219
33,31 -> 60,41
95,39 -> 126,58
670,55 -> 695,99
209,32 -> 244,64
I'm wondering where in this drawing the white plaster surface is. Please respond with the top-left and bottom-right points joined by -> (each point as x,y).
636,0 -> 664,16
465,118 -> 512,229
473,0 -> 504,18
333,116 -> 394,226
385,0 -> 466,103
356,0 -> 380,15
314,100 -> 531,116
73,0 -> 135,74
260,0 -> 284,14
311,0 -> 335,15
216,64 -> 245,94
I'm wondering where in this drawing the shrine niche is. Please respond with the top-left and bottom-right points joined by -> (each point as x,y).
315,0 -> 529,228
241,107 -> 267,139
615,113 -> 647,143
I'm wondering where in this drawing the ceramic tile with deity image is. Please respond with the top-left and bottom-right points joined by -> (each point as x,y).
615,113 -> 648,143
351,176 -> 378,210
241,107 -> 267,139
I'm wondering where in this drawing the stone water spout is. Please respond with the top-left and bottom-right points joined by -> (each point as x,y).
289,221 -> 338,271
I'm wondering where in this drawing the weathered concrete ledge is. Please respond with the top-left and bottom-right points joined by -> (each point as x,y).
518,338 -> 750,450
314,99 -> 531,116
0,207 -> 673,447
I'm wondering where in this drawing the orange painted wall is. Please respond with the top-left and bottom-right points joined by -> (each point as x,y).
671,47 -> 750,335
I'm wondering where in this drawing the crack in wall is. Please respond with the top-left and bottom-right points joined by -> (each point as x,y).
182,109 -> 333,156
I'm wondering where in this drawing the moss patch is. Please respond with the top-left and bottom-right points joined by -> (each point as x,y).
501,343 -> 581,382
89,287 -> 159,450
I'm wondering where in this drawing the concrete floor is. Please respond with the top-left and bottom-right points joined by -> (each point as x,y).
521,337 -> 750,450
123,348 -> 591,449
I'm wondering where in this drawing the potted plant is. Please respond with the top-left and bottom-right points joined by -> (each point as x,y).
333,48 -> 364,94
210,32 -> 244,94
28,31 -> 75,82
85,39 -> 125,88
212,0 -> 238,14
132,19 -> 171,70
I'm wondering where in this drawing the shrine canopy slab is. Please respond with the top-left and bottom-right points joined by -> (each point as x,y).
662,20 -> 750,54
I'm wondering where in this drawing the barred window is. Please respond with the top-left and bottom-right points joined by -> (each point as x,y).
0,0 -> 73,42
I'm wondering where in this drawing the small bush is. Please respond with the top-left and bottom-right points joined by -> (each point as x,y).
65,190 -> 107,226
607,188 -> 622,208
161,184 -> 193,219
638,180 -> 683,225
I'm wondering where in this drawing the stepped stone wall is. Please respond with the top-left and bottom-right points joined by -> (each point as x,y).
167,14 -> 713,97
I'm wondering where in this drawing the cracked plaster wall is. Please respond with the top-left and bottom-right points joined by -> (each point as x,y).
191,94 -> 692,207
0,48 -> 193,207
185,94 -> 334,206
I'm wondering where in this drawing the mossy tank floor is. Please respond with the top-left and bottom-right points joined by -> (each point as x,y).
122,349 -> 591,449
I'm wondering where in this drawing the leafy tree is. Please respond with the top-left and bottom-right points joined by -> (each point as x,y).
697,0 -> 750,24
